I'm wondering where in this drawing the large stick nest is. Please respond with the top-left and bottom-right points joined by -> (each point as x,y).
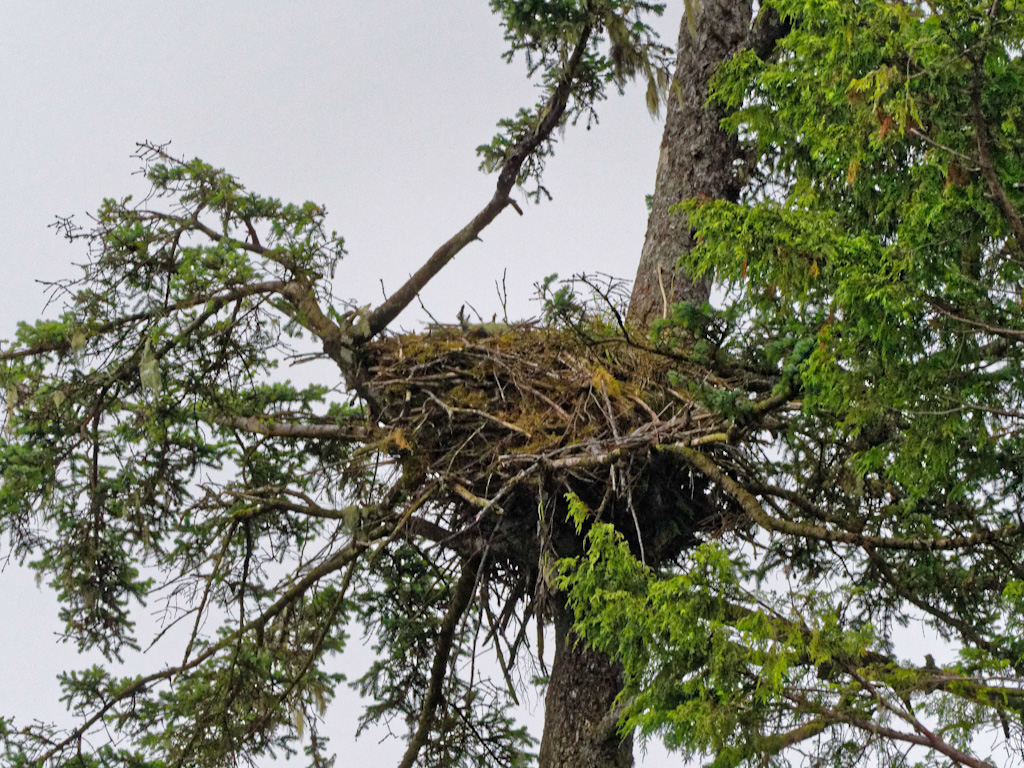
364,324 -> 744,579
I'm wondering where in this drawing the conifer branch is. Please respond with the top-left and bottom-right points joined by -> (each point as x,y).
396,557 -> 481,768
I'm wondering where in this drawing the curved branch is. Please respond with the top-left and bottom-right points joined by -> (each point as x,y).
673,445 -> 1023,551
930,299 -> 1024,340
243,557 -> 361,742
971,59 -> 1024,247
860,544 -> 997,656
784,690 -> 996,768
36,533 -> 378,765
0,281 -> 287,361
363,26 -> 594,339
37,489 -> 430,765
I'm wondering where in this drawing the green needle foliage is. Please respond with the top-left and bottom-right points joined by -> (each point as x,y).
562,2 -> 1024,767
8,1 -> 1024,767
480,0 -> 672,200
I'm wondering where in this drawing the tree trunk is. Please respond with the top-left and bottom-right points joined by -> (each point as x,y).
538,599 -> 632,768
538,4 -> 774,765
627,0 -> 754,326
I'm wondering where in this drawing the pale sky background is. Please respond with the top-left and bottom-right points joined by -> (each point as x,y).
0,2 -> 690,765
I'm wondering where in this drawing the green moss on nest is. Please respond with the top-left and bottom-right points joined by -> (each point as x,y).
362,324 -> 740,570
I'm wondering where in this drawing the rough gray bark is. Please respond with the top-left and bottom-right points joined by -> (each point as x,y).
536,5 -> 792,766
538,600 -> 632,768
627,0 -> 754,326
536,4 -> 764,766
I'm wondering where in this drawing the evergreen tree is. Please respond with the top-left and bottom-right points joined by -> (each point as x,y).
567,2 -> 1024,767
3,2 -> 1022,768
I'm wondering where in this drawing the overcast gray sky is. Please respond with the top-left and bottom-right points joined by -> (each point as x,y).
0,2 -> 685,764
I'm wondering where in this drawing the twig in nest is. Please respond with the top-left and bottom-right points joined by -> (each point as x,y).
423,389 -> 532,437
424,388 -> 456,419
627,481 -> 646,566
474,463 -> 542,521
451,482 -> 504,515
415,291 -> 444,327
657,265 -> 670,319
482,598 -> 521,705
597,385 -> 621,440
446,424 -> 486,475
629,394 -> 659,421
496,269 -> 509,324
523,384 -> 571,422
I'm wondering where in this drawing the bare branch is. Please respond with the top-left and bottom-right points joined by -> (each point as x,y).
363,26 -> 594,339
208,413 -> 372,441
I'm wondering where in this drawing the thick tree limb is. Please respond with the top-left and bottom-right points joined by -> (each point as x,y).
673,445 -> 1024,551
363,27 -> 593,340
279,278 -> 352,368
753,719 -> 829,756
208,413 -> 371,441
404,514 -> 488,559
748,7 -> 790,62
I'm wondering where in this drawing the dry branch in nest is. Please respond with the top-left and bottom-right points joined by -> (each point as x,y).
361,324 -> 746,619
